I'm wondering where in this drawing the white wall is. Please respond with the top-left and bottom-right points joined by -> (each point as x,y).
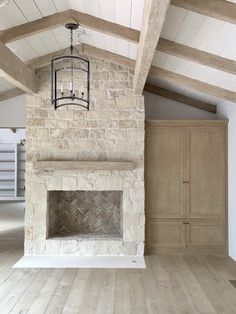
0,95 -> 26,127
217,102 -> 236,260
144,91 -> 217,120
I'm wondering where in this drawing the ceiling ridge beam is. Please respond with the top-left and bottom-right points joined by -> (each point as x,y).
0,88 -> 25,102
171,0 -> 236,25
158,38 -> 236,75
149,66 -> 236,103
0,41 -> 37,93
133,0 -> 171,94
144,83 -> 217,113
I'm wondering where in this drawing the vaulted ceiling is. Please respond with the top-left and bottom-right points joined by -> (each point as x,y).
0,0 -> 236,113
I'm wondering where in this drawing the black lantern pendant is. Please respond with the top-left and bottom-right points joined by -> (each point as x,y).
51,23 -> 90,110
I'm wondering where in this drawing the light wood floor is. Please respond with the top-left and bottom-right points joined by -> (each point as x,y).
1,203 -> 236,313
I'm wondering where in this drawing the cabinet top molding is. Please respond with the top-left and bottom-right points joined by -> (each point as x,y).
146,120 -> 229,127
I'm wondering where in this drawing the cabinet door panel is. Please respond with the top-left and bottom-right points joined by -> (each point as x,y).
146,219 -> 185,249
186,221 -> 225,249
145,127 -> 185,218
188,127 -> 226,218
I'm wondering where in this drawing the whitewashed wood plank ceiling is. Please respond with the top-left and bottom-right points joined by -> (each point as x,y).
0,0 -> 236,105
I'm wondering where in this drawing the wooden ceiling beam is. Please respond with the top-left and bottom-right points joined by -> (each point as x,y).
171,0 -> 236,25
0,11 -> 71,44
0,41 -> 37,94
149,66 -> 236,103
0,88 -> 25,102
144,83 -> 217,113
158,38 -> 236,75
133,0 -> 170,94
0,9 -> 139,44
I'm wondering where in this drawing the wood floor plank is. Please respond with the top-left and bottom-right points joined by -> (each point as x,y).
184,255 -> 234,313
45,268 -> 78,313
27,269 -> 65,313
11,269 -> 53,313
0,268 -> 39,313
62,269 -> 91,313
172,255 -> 216,313
113,269 -> 131,314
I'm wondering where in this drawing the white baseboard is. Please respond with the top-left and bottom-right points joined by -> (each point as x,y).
13,255 -> 146,269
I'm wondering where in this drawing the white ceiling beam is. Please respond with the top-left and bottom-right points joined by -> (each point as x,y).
171,0 -> 236,25
0,41 -> 37,94
133,0 -> 170,94
0,88 -> 25,102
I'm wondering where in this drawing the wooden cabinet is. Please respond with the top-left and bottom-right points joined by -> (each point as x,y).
145,120 -> 227,254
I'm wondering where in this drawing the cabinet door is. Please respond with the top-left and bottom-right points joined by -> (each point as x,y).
146,219 -> 185,249
186,220 -> 225,249
145,127 -> 186,218
187,127 -> 226,219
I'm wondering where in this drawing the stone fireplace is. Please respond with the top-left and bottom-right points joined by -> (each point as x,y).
25,55 -> 145,257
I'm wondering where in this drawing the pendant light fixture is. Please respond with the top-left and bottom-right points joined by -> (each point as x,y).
51,23 -> 90,110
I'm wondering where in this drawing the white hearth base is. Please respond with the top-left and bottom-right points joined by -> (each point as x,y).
13,255 -> 146,269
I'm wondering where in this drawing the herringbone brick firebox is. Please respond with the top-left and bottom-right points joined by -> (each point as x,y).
48,190 -> 123,239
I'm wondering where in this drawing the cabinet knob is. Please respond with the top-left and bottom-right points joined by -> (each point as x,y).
183,221 -> 190,225
182,181 -> 190,184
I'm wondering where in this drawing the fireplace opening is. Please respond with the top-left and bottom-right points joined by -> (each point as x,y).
47,190 -> 123,239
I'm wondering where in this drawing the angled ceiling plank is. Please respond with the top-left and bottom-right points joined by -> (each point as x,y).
144,83 -> 217,113
133,0 -> 170,94
0,41 -> 37,93
171,0 -> 236,25
0,88 -> 25,102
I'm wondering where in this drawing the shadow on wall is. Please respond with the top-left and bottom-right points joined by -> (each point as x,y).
144,92 -> 217,120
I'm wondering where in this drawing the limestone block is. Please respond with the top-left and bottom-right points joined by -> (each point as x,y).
89,129 -> 105,140
76,241 -> 94,256
123,242 -> 138,255
46,240 -> 61,255
46,176 -> 61,190
25,227 -> 33,240
105,129 -> 127,140
119,120 -> 137,128
61,240 -> 77,255
27,119 -> 45,127
62,177 -> 77,190
34,240 -> 46,255
109,71 -> 128,81
37,129 -> 48,140
45,119 -> 57,128
133,226 -> 145,241
24,240 -> 34,255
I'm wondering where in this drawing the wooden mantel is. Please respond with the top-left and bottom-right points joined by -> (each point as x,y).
33,161 -> 135,171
